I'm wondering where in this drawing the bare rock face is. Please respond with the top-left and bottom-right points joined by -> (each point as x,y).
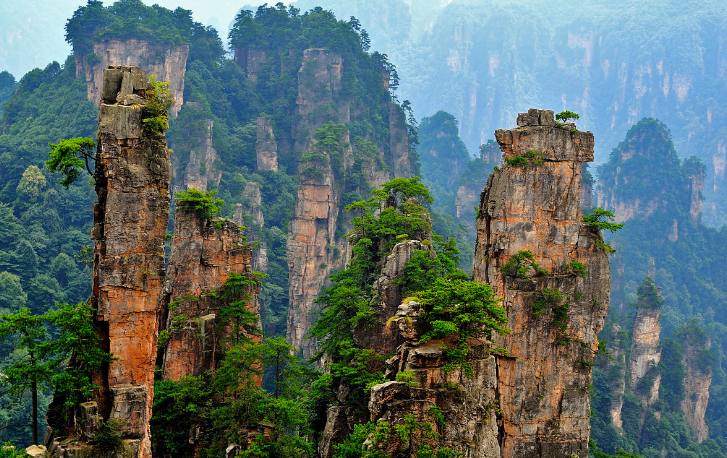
91,66 -> 171,458
389,102 -> 413,178
603,323 -> 627,428
286,158 -> 341,360
161,206 -> 259,380
75,39 -> 189,115
173,109 -> 222,193
234,46 -> 267,83
472,109 -> 610,458
234,183 -> 268,274
629,304 -> 662,406
681,339 -> 712,442
294,49 -> 349,152
687,167 -> 706,224
256,117 -> 278,172
455,183 -> 481,233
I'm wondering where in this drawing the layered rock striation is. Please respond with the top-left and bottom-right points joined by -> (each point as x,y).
90,66 -> 170,458
629,297 -> 662,407
472,109 -> 610,457
681,341 -> 712,443
161,206 -> 259,381
76,39 -> 188,115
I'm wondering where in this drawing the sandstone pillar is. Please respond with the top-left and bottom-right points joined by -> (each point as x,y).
91,66 -> 171,458
161,207 -> 259,380
473,109 -> 610,458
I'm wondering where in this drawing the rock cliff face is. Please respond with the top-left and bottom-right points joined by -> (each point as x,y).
170,102 -> 222,193
286,150 -> 342,360
256,116 -> 279,172
90,66 -> 170,458
604,323 -> 627,428
75,39 -> 188,115
365,241 -> 500,458
234,183 -> 268,274
472,109 -> 610,457
234,46 -> 267,83
629,303 -> 661,407
681,339 -> 712,443
687,165 -> 707,224
286,49 -> 400,358
389,102 -> 413,178
161,206 -> 259,381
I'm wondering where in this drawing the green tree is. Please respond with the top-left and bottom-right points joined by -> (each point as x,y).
45,137 -> 96,188
415,277 -> 509,374
0,273 -> 26,313
555,110 -> 580,123
46,302 -> 112,434
0,309 -> 55,445
584,208 -> 625,232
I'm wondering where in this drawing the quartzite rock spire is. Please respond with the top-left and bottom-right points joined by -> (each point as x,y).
91,66 -> 171,457
473,109 -> 610,457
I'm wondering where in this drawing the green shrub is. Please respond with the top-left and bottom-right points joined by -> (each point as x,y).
174,188 -> 224,221
565,261 -> 588,278
505,156 -> 528,167
556,110 -> 580,123
89,418 -> 125,453
142,74 -> 174,132
501,250 -> 548,278
531,288 -> 567,320
395,370 -> 419,387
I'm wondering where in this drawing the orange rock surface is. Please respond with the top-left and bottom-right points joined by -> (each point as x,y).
162,207 -> 259,380
91,66 -> 171,458
473,109 -> 610,458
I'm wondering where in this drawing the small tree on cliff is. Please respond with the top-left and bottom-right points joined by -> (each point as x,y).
555,110 -> 580,123
45,137 -> 96,188
46,75 -> 174,188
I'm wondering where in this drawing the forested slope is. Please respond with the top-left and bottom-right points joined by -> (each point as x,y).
294,0 -> 727,227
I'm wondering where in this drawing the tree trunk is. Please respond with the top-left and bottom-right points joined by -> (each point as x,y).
31,380 -> 38,445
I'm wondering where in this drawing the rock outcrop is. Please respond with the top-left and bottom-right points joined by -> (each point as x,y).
89,66 -> 170,458
362,239 -> 500,458
75,39 -> 189,115
472,109 -> 610,458
256,117 -> 278,172
161,206 -> 259,380
286,48 -> 397,358
681,344 -> 712,443
629,298 -> 661,407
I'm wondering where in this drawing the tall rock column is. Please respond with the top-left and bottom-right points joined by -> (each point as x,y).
472,109 -> 610,458
286,49 -> 349,359
161,206 -> 259,381
629,279 -> 662,408
91,66 -> 171,458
